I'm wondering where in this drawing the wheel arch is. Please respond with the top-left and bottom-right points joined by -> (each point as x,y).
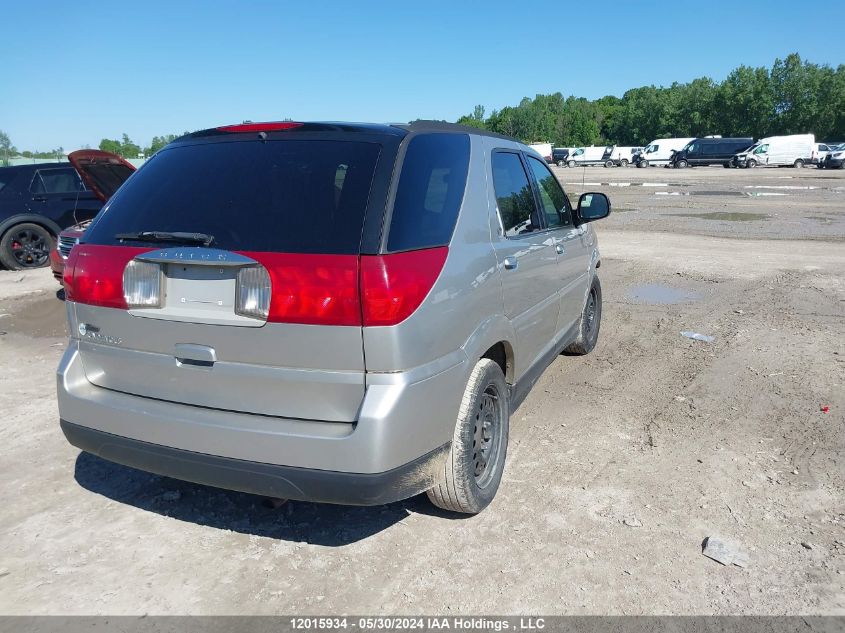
462,314 -> 516,385
0,214 -> 62,239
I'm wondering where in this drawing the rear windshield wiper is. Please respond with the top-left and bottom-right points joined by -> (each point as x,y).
115,231 -> 215,247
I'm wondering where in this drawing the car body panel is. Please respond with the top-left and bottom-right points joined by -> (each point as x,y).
57,122 -> 606,504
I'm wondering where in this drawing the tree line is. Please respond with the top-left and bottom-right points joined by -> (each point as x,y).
456,53 -> 845,147
0,130 -> 184,166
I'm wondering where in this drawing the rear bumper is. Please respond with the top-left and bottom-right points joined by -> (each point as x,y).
57,340 -> 469,501
61,419 -> 449,505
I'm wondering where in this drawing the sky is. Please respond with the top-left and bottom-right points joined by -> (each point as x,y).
2,0 -> 844,151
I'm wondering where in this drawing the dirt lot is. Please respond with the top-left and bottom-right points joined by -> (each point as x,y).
1,166 -> 844,615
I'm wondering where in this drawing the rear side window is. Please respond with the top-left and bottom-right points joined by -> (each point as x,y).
491,152 -> 540,237
526,156 -> 571,228
386,133 -> 470,252
84,140 -> 381,254
31,168 -> 82,194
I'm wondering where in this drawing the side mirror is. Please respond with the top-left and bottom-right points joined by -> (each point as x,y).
575,192 -> 610,225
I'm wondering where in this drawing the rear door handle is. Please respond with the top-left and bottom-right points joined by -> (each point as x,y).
555,244 -> 565,255
503,257 -> 518,270
175,343 -> 217,366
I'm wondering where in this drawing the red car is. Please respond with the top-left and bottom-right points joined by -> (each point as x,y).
50,150 -> 136,284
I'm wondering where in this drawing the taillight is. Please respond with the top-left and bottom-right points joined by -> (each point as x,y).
64,244 -> 151,309
235,265 -> 272,320
243,253 -> 361,326
360,247 -> 448,326
123,260 -> 163,308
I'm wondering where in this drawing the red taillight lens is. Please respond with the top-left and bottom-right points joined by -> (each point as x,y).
217,122 -> 303,133
244,253 -> 361,326
361,247 -> 448,327
64,244 -> 151,309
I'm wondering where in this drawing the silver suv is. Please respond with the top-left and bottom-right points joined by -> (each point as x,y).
58,121 -> 609,514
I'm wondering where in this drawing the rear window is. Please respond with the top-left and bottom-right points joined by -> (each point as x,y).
84,139 -> 381,254
386,133 -> 469,252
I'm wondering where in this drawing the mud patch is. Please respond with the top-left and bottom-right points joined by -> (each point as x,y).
3,292 -> 67,338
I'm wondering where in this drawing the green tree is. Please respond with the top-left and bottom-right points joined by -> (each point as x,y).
144,133 -> 180,157
0,129 -> 15,166
99,138 -> 123,155
453,53 -> 844,146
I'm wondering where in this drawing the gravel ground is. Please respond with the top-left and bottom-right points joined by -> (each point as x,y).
0,166 -> 843,615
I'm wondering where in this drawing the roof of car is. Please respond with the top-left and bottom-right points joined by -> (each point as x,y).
184,120 -> 520,143
0,161 -> 67,174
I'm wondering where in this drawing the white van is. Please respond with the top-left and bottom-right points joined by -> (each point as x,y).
567,146 -> 612,167
733,134 -> 815,168
610,146 -> 642,167
528,142 -> 553,163
635,138 -> 694,167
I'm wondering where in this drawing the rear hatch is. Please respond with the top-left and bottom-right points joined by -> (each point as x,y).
67,149 -> 136,202
66,126 -> 398,422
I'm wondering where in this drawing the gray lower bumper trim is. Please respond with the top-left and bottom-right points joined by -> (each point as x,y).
61,420 -> 449,506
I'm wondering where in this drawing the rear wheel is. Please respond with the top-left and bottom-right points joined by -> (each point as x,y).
565,275 -> 602,356
0,223 -> 54,270
567,160 -> 576,168
794,159 -> 805,168
604,160 -> 614,168
427,358 -> 509,515
556,160 -> 564,167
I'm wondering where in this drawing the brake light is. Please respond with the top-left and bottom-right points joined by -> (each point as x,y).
360,247 -> 448,326
64,244 -> 151,309
216,122 -> 303,133
244,253 -> 361,326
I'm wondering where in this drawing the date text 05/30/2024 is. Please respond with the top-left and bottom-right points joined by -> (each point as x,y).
289,617 -> 546,630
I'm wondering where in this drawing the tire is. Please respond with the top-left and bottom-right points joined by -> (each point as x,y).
676,159 -> 688,169
746,159 -> 757,168
565,275 -> 602,355
637,159 -> 649,168
794,159 -> 804,168
567,160 -> 576,168
620,159 -> 629,167
556,160 -> 564,167
427,358 -> 509,515
0,222 -> 55,270
604,160 -> 614,168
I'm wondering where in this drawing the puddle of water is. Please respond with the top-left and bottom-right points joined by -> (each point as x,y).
689,191 -> 745,196
745,185 -> 817,190
671,212 -> 770,222
628,283 -> 700,305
